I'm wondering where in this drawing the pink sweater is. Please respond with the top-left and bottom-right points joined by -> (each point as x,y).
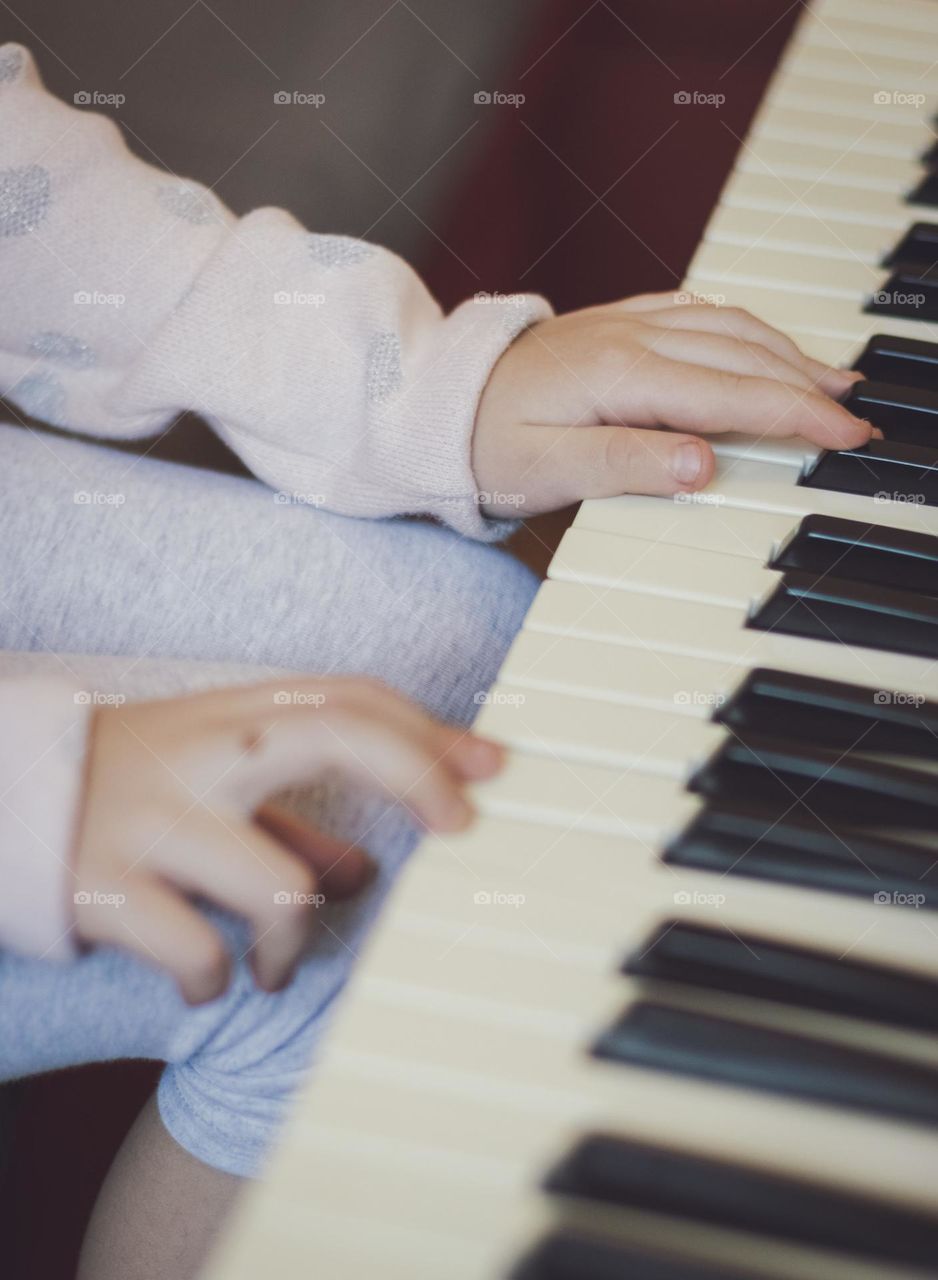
0,44 -> 552,959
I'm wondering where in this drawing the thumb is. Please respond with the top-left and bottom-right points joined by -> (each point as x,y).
504,422 -> 715,512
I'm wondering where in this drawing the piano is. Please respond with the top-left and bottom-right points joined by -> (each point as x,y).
203,0 -> 938,1275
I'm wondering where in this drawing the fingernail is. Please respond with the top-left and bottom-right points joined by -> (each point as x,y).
673,442 -> 702,485
871,426 -> 885,440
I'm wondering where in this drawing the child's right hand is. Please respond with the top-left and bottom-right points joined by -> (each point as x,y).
73,678 -> 502,1004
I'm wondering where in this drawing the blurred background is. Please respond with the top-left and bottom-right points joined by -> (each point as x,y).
0,2 -> 799,1274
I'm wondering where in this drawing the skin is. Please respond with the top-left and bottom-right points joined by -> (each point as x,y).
472,293 -> 874,516
72,295 -> 873,1280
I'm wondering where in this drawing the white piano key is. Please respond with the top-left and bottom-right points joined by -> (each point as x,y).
751,104 -> 935,158
816,0 -> 938,40
475,683 -> 721,776
719,169 -> 919,228
737,136 -> 922,193
703,204 -> 899,263
574,494 -> 797,557
772,45 -> 938,91
797,15 -> 938,65
511,596 -> 938,703
682,274 -> 938,345
689,240 -> 882,298
765,72 -> 934,127
549,527 -> 775,608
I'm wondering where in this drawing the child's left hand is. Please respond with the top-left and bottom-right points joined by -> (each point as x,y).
472,292 -> 871,517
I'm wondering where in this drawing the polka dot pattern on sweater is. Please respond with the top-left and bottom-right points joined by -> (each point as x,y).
0,47 -> 23,83
307,234 -> 373,270
0,165 -> 50,237
155,182 -> 221,226
366,332 -> 402,402
12,370 -> 66,426
29,331 -> 96,368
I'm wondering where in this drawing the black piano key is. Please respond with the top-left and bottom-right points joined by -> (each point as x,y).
841,380 -> 938,447
690,732 -> 938,829
718,667 -> 938,758
666,804 -> 938,906
884,220 -> 938,271
800,439 -> 938,506
920,140 -> 938,168
625,921 -> 938,1034
909,169 -> 938,209
853,333 -> 938,392
593,1002 -> 938,1126
512,1233 -> 757,1280
547,1135 -> 938,1269
769,513 -> 938,595
748,569 -> 938,660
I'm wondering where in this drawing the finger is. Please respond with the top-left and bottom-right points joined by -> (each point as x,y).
223,708 -> 476,832
512,421 -> 715,507
635,304 -> 857,398
601,356 -> 872,449
255,802 -> 376,899
641,329 -> 817,392
238,678 -> 503,782
157,808 -> 320,993
89,878 -> 232,1004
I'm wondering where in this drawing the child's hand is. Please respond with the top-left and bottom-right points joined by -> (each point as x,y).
73,678 -> 501,1004
472,292 -> 871,516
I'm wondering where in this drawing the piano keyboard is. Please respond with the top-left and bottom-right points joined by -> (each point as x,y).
203,1 -> 938,1276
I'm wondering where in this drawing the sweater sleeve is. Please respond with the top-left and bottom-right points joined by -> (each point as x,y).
0,44 -> 553,540
0,675 -> 92,959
